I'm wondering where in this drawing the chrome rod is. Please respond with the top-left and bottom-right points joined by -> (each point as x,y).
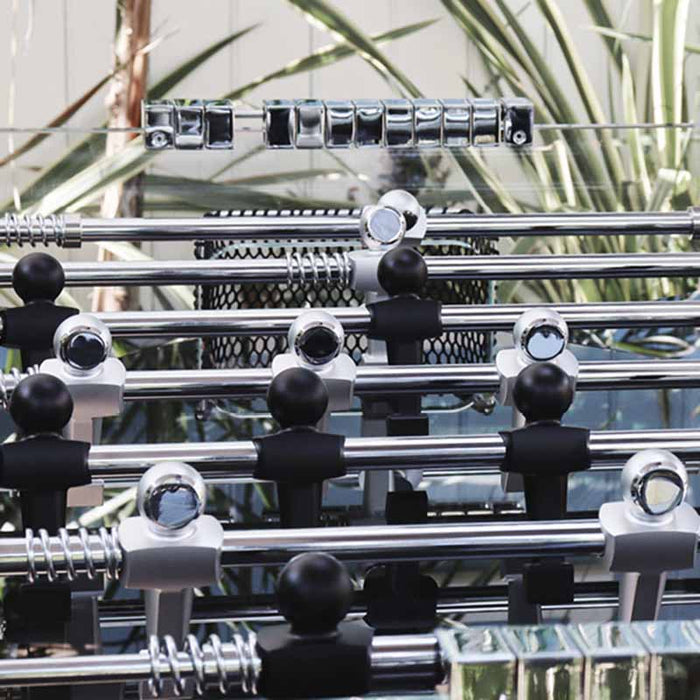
0,519 -> 605,580
20,208 -> 700,245
2,252 -> 700,286
1,210 -> 697,247
95,300 -> 700,338
4,360 -> 699,404
4,360 -> 695,410
121,360 -> 700,400
85,429 -> 700,484
0,652 -> 153,687
0,633 -> 440,693
96,588 -> 700,627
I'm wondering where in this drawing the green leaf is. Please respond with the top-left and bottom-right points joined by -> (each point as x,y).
536,0 -> 627,201
590,25 -> 700,55
450,0 -> 610,210
144,174 -> 354,212
10,25 -> 260,211
0,74 -> 113,169
209,144 -> 266,181
621,55 -> 652,204
551,139 -> 577,208
26,139 -> 151,215
223,19 -> 438,100
651,0 -> 691,167
218,168 -> 345,186
93,241 -> 194,310
581,0 -> 623,69
143,171 -> 350,211
496,235 -> 546,303
283,0 -> 423,97
0,30 -> 172,169
646,167 -> 692,211
529,148 -> 560,211
450,151 -> 521,213
147,24 -> 259,98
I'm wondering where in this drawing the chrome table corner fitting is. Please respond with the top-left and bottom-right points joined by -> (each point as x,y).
142,99 -> 176,150
440,621 -> 670,700
501,97 -> 534,146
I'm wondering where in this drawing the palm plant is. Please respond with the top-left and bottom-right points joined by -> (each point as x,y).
287,0 -> 698,305
3,0 -> 697,309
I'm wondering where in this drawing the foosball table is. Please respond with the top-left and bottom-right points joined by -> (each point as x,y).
0,94 -> 698,699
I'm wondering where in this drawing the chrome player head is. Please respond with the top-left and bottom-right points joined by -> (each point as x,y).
54,313 -> 112,373
288,310 -> 345,368
513,308 -> 569,363
621,449 -> 688,520
358,189 -> 425,250
137,462 -> 206,534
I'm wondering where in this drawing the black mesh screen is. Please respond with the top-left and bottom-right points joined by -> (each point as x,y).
195,208 -> 497,369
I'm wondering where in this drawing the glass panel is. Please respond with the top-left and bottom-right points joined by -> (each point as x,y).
572,623 -> 648,700
438,628 -> 516,700
503,626 -> 583,700
634,621 -> 700,700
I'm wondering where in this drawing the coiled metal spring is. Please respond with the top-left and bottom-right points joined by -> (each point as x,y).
0,366 -> 36,409
146,632 -> 260,697
2,213 -> 65,246
286,251 -> 351,287
25,526 -> 122,583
